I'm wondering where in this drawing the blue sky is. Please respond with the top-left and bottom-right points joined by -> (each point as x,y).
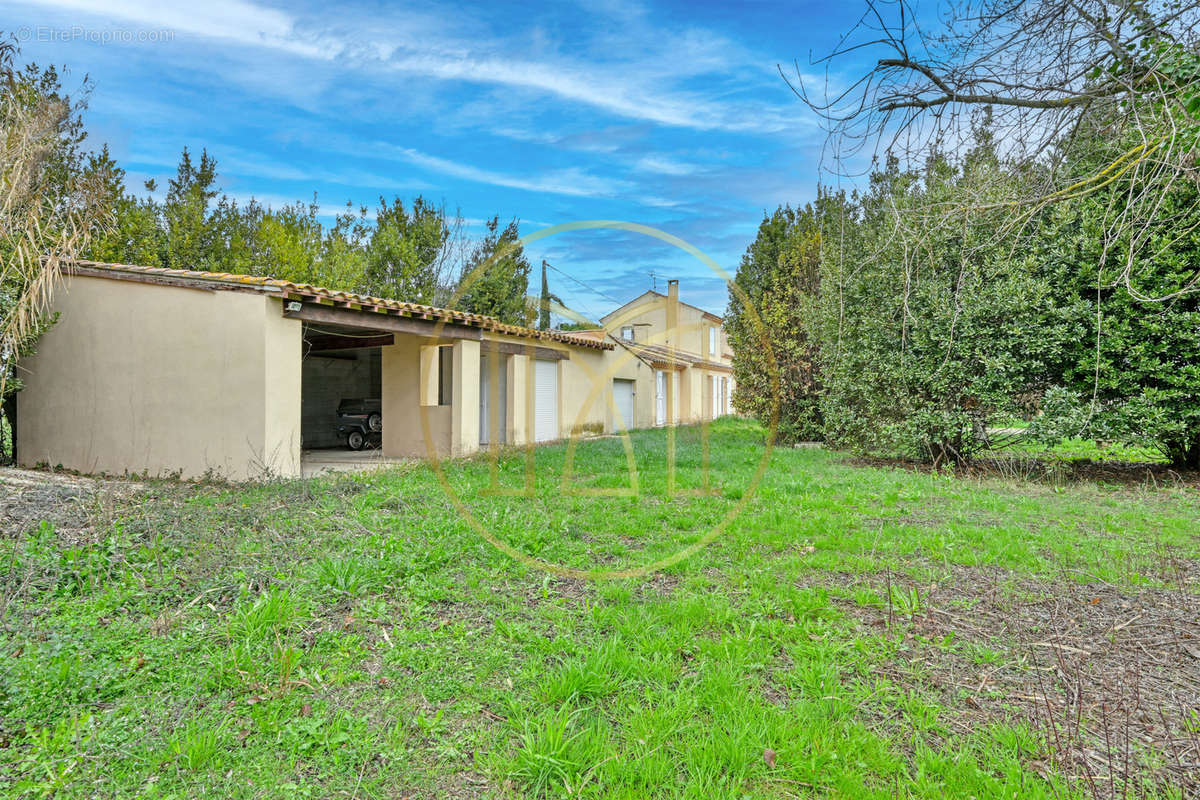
8,0 -> 868,318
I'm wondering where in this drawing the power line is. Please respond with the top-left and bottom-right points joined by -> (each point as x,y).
540,262 -> 657,369
538,262 -> 610,324
543,262 -> 627,313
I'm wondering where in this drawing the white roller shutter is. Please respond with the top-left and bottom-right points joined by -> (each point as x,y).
534,359 -> 559,442
613,379 -> 635,431
655,370 -> 667,426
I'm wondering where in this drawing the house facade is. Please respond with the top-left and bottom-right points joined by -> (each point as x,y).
598,280 -> 735,430
13,263 -> 733,480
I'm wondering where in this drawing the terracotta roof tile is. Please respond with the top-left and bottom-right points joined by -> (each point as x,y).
622,341 -> 731,372
66,260 -> 613,350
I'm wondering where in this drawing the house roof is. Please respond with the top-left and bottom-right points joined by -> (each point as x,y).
556,328 -> 608,342
65,260 -> 613,351
600,290 -> 724,325
622,342 -> 732,372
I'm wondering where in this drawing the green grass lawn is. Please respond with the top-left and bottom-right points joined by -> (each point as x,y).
2,419 -> 1198,798
989,431 -> 1168,465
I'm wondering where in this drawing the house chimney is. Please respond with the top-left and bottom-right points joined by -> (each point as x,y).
666,279 -> 679,353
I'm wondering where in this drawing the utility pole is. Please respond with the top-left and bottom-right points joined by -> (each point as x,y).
538,260 -> 562,331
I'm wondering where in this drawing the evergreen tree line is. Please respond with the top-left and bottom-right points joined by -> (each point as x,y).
728,115 -> 1200,469
1,48 -> 545,462
85,145 -> 533,324
2,54 -> 536,329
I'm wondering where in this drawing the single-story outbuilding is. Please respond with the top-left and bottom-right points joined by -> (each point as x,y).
13,261 -> 656,480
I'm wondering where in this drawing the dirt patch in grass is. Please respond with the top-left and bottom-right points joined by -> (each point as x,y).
0,467 -> 142,541
817,563 -> 1200,798
845,454 -> 1200,489
516,576 -> 596,609
638,570 -> 683,597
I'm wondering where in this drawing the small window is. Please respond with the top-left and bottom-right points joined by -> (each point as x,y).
709,327 -> 717,356
621,326 -> 634,341
438,346 -> 453,406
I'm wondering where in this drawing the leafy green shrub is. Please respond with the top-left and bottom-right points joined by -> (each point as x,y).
1026,128 -> 1200,468
733,100 -> 1198,468
815,147 -> 1069,464
727,205 -> 824,443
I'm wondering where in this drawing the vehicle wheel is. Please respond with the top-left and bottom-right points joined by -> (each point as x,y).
367,413 -> 382,432
347,431 -> 365,450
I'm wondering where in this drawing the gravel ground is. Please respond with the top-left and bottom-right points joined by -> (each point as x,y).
0,467 -> 139,541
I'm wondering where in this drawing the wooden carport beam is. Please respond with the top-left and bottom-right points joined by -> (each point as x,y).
482,339 -> 569,361
284,303 -> 482,341
305,333 -> 395,352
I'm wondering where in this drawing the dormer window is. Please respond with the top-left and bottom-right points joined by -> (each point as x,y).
621,326 -> 635,341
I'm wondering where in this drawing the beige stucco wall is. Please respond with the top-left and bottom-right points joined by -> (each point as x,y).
599,292 -> 736,425
16,275 -> 302,480
383,332 -> 636,456
382,336 -> 436,459
681,366 -> 701,423
560,345 -> 646,436
604,294 -> 720,358
506,353 -> 530,446
628,359 -> 656,429
262,305 -> 303,474
382,321 -> 710,452
450,339 -> 480,456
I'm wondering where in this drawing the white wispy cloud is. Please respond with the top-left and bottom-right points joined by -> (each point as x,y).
385,145 -> 631,197
36,0 -> 331,57
638,195 -> 685,208
634,156 -> 699,176
378,51 -> 782,133
26,0 -> 800,134
125,144 -> 432,193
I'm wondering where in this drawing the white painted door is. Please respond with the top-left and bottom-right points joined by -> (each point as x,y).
655,370 -> 667,426
711,375 -> 720,419
613,379 -> 635,431
534,359 -> 559,442
479,354 -> 508,445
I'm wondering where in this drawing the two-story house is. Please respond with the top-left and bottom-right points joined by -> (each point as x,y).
597,279 -> 735,430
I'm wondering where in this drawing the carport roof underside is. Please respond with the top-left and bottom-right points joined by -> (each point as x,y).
64,260 -> 615,350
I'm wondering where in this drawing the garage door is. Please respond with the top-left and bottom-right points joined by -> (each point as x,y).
613,378 -> 635,431
534,359 -> 558,442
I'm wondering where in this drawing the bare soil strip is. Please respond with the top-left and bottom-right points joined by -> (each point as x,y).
821,563 -> 1200,798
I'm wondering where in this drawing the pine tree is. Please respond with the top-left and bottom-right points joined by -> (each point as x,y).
457,217 -> 531,325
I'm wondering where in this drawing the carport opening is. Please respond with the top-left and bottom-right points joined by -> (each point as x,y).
301,325 -> 389,451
